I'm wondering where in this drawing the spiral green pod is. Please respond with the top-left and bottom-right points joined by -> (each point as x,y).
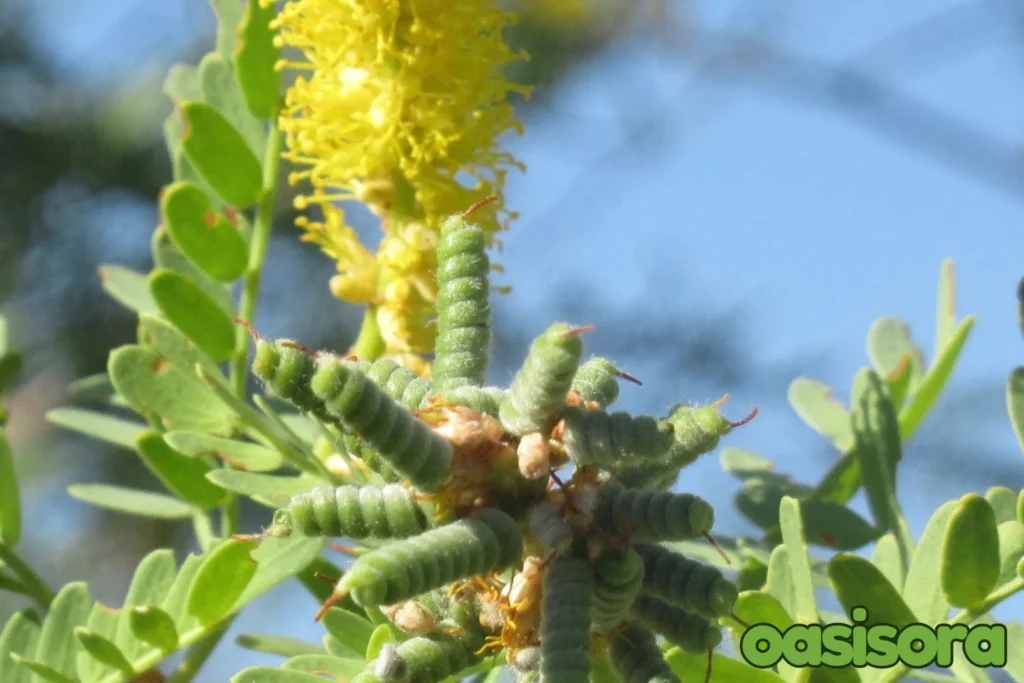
634,543 -> 738,619
665,403 -> 734,469
609,622 -> 681,683
593,483 -> 714,541
332,507 -> 522,608
570,356 -> 626,408
433,213 -> 491,393
310,355 -> 453,492
358,358 -> 435,409
500,322 -> 586,436
439,385 -> 503,416
266,484 -> 429,539
352,626 -> 485,683
252,339 -> 334,423
561,406 -> 675,469
631,594 -> 722,654
591,546 -> 645,630
540,553 -> 594,683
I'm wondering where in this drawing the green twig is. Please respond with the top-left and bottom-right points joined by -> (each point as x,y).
165,622 -> 232,683
0,543 -> 53,610
350,306 -> 385,360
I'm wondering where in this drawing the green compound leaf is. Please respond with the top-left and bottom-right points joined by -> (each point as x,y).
164,430 -> 283,472
779,496 -> 818,623
866,317 -> 926,394
665,647 -> 787,683
787,377 -> 854,451
725,590 -> 803,681
799,499 -> 881,550
180,100 -> 262,207
985,486 -> 1019,525
850,368 -> 902,531
67,483 -> 194,520
1005,622 -> 1024,681
151,225 -> 236,315
187,539 -> 260,626
205,470 -> 319,508
719,447 -> 775,478
364,623 -> 395,661
0,428 -> 20,545
940,493 -> 1000,609
734,476 -> 814,531
164,63 -> 203,104
65,373 -> 122,406
828,552 -> 915,628
137,312 -> 225,380
108,344 -> 236,434
870,533 -> 905,593
114,548 -> 177,660
149,268 -> 236,363
766,544 -> 796,618
209,0 -> 244,57
997,521 -> 1024,587
232,536 -> 324,609
236,633 -> 326,658
235,0 -> 281,119
129,605 -> 179,652
1009,367 -> 1024,455
0,351 -> 22,397
73,628 -> 134,677
233,668 -> 333,683
136,430 -> 227,509
46,407 -> 146,451
903,499 -> 957,623
898,315 -> 975,442
0,609 -> 40,683
282,654 -> 366,677
808,452 -> 860,506
97,265 -> 160,315
8,656 -> 76,683
30,582 -> 91,681
76,602 -> 119,682
162,182 -> 249,282
322,607 -> 375,658
162,553 -> 205,628
199,52 -> 267,155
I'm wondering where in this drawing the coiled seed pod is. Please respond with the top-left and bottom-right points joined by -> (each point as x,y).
509,646 -> 541,681
528,500 -> 571,554
631,594 -> 722,654
353,626 -> 485,683
591,546 -> 645,630
593,483 -> 714,541
634,543 -> 738,619
252,339 -> 334,423
500,322 -> 586,436
570,356 -> 629,408
666,403 -> 745,469
540,554 -> 594,683
330,508 -> 523,610
358,358 -> 435,409
433,213 -> 491,393
311,355 -> 453,492
609,622 -> 681,683
266,484 -> 429,539
438,385 -> 503,417
560,406 -> 675,469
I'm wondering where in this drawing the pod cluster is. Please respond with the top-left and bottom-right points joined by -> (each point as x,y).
243,204 -> 756,683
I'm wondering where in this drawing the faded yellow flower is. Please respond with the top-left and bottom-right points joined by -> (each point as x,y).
273,0 -> 528,365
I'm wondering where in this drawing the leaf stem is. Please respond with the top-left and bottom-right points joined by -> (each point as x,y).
165,623 -> 231,683
0,543 -> 53,609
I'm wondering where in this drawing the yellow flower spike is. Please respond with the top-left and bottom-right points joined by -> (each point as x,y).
276,0 -> 528,364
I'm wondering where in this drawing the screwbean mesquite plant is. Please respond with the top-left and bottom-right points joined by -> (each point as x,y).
1,1 -> 1024,682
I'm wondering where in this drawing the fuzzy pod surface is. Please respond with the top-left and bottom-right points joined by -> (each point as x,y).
665,403 -> 733,469
560,407 -> 675,469
570,356 -> 624,408
358,357 -> 435,409
432,214 -> 491,393
267,484 -> 429,539
540,553 -> 595,683
631,593 -> 722,654
609,621 -> 682,683
353,626 -> 485,683
591,546 -> 645,630
335,507 -> 523,608
634,543 -> 738,619
593,483 -> 715,541
311,355 -> 453,491
500,322 -> 585,436
252,339 -> 334,423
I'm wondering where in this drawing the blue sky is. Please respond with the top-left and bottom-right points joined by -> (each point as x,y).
11,0 -> 1024,679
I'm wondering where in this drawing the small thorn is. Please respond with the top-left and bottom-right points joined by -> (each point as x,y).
617,369 -> 643,386
234,318 -> 261,340
559,324 -> 595,340
231,533 -> 261,543
710,393 -> 731,409
313,572 -> 340,585
314,591 -> 344,622
703,532 -> 731,566
328,543 -> 364,556
462,194 -> 500,218
729,406 -> 759,428
280,340 -> 320,357
730,612 -> 751,629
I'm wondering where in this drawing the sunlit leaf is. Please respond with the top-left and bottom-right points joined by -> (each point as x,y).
67,484 -> 194,520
